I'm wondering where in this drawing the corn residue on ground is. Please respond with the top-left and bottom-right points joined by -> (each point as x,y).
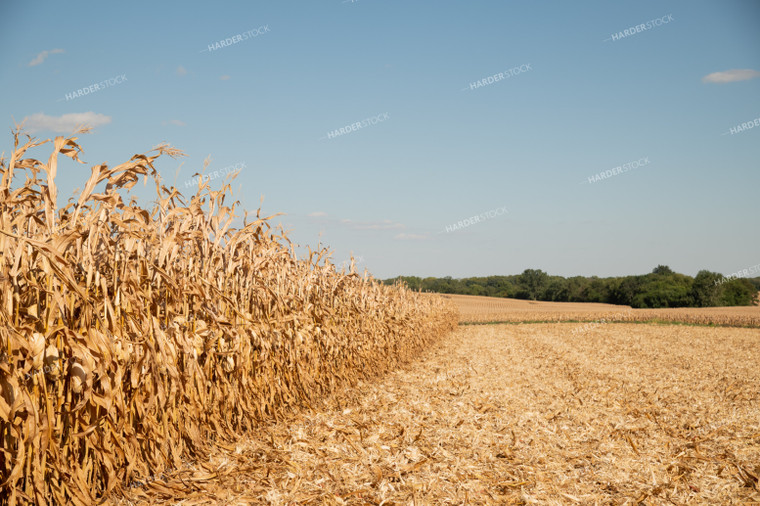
446,293 -> 760,327
116,323 -> 760,504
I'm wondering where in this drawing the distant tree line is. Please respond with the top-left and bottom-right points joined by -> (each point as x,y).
382,265 -> 760,308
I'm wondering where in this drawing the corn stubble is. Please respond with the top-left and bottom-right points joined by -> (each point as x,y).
0,128 -> 457,505
447,293 -> 760,327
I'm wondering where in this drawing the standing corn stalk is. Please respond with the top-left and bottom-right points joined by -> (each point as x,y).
0,127 -> 457,505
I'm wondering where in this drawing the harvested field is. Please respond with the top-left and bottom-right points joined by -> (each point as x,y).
446,293 -> 760,327
114,322 -> 760,504
5,128 -> 756,503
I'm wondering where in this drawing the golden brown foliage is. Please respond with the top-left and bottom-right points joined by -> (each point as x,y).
0,129 -> 457,505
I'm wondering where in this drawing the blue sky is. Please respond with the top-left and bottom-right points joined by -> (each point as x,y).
1,0 -> 759,279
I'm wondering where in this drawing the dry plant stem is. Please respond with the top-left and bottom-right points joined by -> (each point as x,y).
0,128 -> 458,505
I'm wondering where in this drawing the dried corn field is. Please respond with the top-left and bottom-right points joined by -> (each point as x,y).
112,320 -> 760,504
447,293 -> 760,327
0,129 -> 457,505
2,127 -> 757,505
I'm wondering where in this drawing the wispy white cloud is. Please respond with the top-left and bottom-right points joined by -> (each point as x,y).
21,112 -> 111,133
394,233 -> 428,240
342,219 -> 405,230
308,214 -> 406,232
702,69 -> 760,83
28,48 -> 64,67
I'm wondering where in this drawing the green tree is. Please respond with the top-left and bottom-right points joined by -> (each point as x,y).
543,277 -> 569,301
481,276 -> 502,297
380,266 -> 758,307
719,278 -> 757,306
520,269 -> 549,300
652,265 -> 675,276
690,270 -> 722,307
579,276 -> 607,303
632,273 -> 693,308
565,276 -> 589,302
610,275 -> 643,306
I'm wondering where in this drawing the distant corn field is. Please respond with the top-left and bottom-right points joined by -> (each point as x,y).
0,128 -> 458,505
447,293 -> 760,327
